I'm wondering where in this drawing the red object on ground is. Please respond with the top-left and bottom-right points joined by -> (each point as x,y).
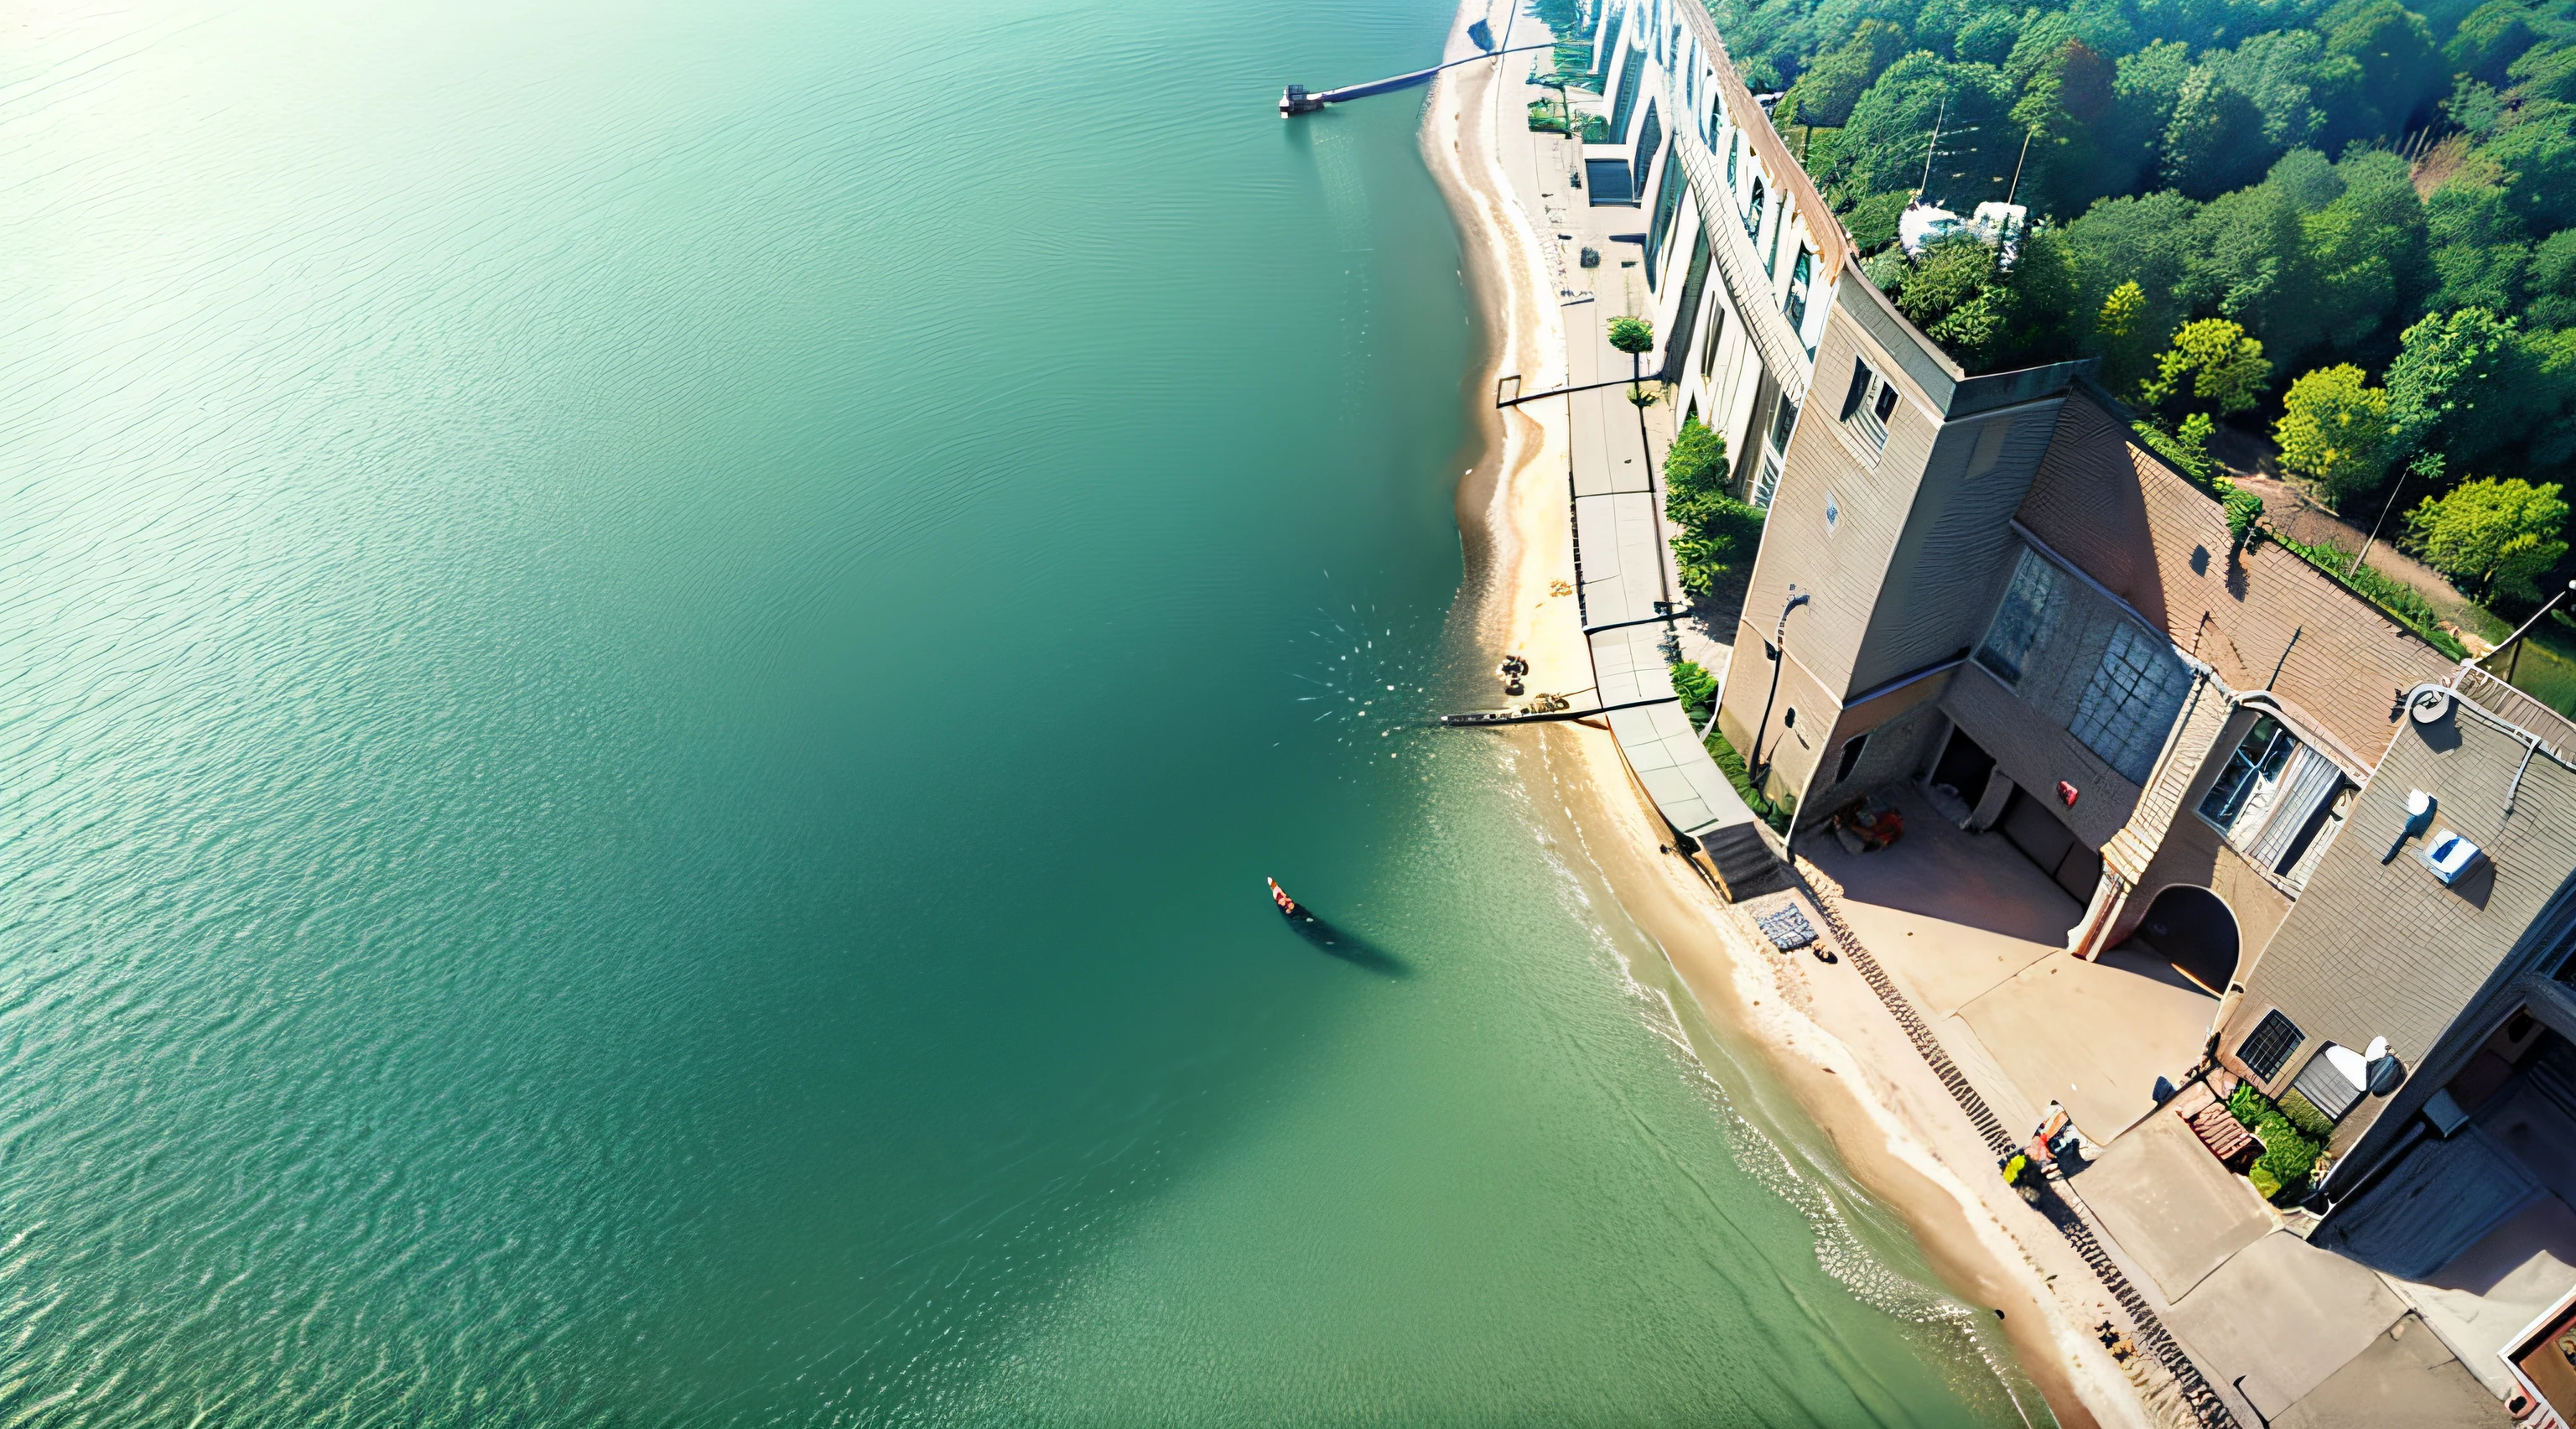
2186,1099 -> 2261,1170
2059,781 -> 2080,806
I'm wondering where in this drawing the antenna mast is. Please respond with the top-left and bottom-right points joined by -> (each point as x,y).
1917,96 -> 1945,197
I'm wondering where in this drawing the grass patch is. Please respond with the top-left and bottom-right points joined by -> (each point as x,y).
2228,1083 -> 2328,1203
1705,723 -> 1795,834
2270,533 -> 2469,660
2489,627 -> 2576,719
1672,659 -> 1794,833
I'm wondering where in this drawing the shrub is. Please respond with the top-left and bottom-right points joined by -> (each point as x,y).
1665,417 -> 1763,595
2276,1088 -> 2337,1141
1669,659 -> 1718,714
2227,1083 -> 2326,1202
2269,532 -> 2470,658
2225,486 -> 2265,548
2133,413 -> 2218,492
1704,725 -> 1794,833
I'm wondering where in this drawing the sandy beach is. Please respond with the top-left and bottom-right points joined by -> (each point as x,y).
1416,9 -> 2184,1426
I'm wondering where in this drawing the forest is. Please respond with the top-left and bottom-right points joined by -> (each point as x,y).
1687,0 -> 2576,663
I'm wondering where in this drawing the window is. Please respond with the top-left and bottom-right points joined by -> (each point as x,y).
1643,142 -> 1680,278
2290,1045 -> 2366,1121
1766,208 -> 1787,277
1768,392 -> 1800,454
2200,716 -> 2292,825
1784,248 -> 1811,335
1726,133 -> 1738,189
1633,102 -> 1665,219
1836,733 -> 1868,783
2238,1009 -> 2305,1082
1751,450 -> 1783,508
1976,549 -> 2061,683
1699,301 -> 1726,381
1608,45 -> 1645,142
2200,716 -> 2350,882
1840,359 -> 1896,450
1742,177 -> 1764,239
2070,623 -> 2191,783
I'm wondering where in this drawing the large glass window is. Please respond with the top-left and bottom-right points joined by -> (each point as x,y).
1784,248 -> 1812,335
1975,550 -> 2061,683
1742,178 -> 1764,239
2200,715 -> 2292,825
2070,624 -> 2191,783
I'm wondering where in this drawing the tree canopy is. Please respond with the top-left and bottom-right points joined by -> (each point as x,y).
1724,0 -> 2576,577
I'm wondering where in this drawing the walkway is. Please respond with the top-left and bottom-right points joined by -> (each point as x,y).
1485,25 -> 1774,894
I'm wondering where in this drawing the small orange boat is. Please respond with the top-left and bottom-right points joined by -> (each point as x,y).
1267,877 -> 1301,918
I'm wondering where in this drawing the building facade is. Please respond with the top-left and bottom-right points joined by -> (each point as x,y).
1577,0 -> 2576,1410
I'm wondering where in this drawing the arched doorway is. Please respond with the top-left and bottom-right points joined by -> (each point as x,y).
2132,886 -> 2240,995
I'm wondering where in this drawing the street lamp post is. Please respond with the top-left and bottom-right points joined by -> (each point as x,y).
1747,585 -> 1811,784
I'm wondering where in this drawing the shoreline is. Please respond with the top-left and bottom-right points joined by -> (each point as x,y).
1414,11 -> 2159,1428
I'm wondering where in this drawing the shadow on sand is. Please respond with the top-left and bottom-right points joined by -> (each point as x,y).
1280,910 -> 1410,979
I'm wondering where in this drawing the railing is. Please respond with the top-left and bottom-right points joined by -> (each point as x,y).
1672,133 -> 1812,406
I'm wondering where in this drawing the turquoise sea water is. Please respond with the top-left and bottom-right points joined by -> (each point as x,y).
0,1 -> 2043,1422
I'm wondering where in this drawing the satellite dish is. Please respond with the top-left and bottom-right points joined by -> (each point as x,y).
2409,686 -> 2454,725
2367,1050 -> 2406,1096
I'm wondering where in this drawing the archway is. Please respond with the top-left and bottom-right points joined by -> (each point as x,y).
2132,886 -> 2240,995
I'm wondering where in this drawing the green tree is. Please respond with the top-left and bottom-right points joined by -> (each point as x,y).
1663,415 -> 1730,503
2387,307 -> 2521,460
1607,314 -> 1654,361
1831,52 -> 2020,204
2273,365 -> 2396,501
2094,280 -> 2161,392
2405,476 -> 2572,600
2141,318 -> 2272,414
2011,37 -> 2124,213
2277,149 -> 2428,355
2162,65 -> 2276,197
1898,234 -> 2007,360
1608,314 -> 1659,515
1777,20 -> 1909,127
2425,180 -> 2533,314
1664,418 -> 1763,595
2531,229 -> 2576,327
2448,0 -> 2541,86
2061,190 -> 2199,360
2486,102 -> 2576,235
2184,179 -> 2305,329
2318,0 -> 2444,146
2097,40 -> 2193,190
